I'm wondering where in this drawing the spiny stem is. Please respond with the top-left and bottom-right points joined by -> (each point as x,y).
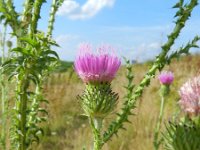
21,0 -> 34,36
0,24 -> 7,150
47,0 -> 64,37
90,117 -> 103,150
6,0 -> 19,22
17,75 -> 28,150
31,0 -> 45,35
0,1 -> 17,32
47,0 -> 57,37
153,95 -> 165,150
27,76 -> 42,133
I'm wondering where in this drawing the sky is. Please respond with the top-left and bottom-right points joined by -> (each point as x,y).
8,0 -> 200,62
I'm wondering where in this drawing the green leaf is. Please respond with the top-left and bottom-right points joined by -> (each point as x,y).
42,50 -> 59,58
11,47 -> 30,56
8,72 -> 18,81
39,99 -> 49,104
48,40 -> 60,47
172,0 -> 183,8
38,108 -> 48,115
20,37 -> 40,48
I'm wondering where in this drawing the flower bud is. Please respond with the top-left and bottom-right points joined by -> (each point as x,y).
78,83 -> 118,118
158,71 -> 174,96
158,71 -> 174,85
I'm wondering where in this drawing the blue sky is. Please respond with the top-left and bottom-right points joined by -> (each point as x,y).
11,0 -> 200,62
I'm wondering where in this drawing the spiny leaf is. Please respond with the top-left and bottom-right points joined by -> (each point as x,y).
20,37 -> 40,48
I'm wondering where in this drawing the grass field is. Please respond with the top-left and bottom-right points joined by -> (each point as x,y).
11,55 -> 200,150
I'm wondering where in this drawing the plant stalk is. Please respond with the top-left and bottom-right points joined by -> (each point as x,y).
47,0 -> 64,37
0,24 -> 7,150
47,0 -> 57,37
31,0 -> 44,35
153,95 -> 165,150
17,76 -> 28,150
90,117 -> 103,150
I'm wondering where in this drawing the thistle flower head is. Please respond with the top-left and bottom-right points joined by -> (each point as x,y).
178,76 -> 200,116
158,71 -> 174,85
74,44 -> 121,84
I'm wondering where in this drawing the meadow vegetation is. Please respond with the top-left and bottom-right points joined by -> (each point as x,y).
36,55 -> 200,150
0,0 -> 199,149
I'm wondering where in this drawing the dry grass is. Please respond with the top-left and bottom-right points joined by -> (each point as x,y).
35,55 -> 200,150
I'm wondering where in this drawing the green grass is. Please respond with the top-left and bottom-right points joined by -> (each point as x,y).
1,55 -> 200,150
36,55 -> 200,150
54,60 -> 73,73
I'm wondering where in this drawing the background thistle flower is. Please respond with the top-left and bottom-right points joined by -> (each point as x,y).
153,71 -> 174,150
158,71 -> 174,96
162,76 -> 200,150
158,71 -> 174,85
178,76 -> 200,116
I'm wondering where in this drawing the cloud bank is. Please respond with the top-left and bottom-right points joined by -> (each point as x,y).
57,0 -> 115,20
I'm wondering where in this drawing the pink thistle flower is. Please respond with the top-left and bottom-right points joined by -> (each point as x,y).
178,76 -> 200,116
74,44 -> 121,84
158,71 -> 174,85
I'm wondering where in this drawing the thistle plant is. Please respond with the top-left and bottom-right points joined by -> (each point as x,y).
72,0 -> 200,149
3,33 -> 60,149
0,0 -> 64,149
153,71 -> 174,150
163,76 -> 200,150
0,0 -> 199,149
75,44 -> 121,150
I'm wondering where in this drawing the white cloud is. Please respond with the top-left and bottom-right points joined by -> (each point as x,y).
130,42 -> 162,62
57,0 -> 115,20
57,0 -> 80,15
55,34 -> 81,61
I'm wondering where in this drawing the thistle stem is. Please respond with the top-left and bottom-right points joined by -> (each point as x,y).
90,117 -> 103,150
31,0 -> 44,35
153,94 -> 165,150
47,0 -> 57,37
21,0 -> 34,35
0,24 -> 7,150
20,89 -> 27,150
94,118 -> 102,131
17,77 -> 28,150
